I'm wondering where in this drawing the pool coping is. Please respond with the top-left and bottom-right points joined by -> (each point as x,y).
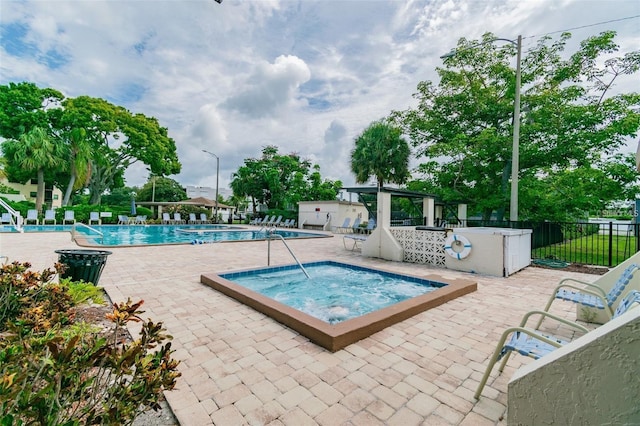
200,260 -> 477,352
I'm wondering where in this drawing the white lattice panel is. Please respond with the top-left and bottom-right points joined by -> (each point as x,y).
391,229 -> 447,267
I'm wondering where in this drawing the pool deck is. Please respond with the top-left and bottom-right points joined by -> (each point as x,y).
1,230 -> 597,425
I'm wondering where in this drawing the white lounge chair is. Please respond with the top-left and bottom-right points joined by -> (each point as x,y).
271,215 -> 283,227
43,210 -> 56,225
135,215 -> 147,225
173,213 -> 185,224
188,213 -> 199,224
475,290 -> 640,399
161,213 -> 172,224
26,209 -> 39,225
63,210 -> 75,224
89,212 -> 101,225
200,213 -> 210,224
0,213 -> 11,225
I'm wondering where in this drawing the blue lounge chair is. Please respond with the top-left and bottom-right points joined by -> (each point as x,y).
537,263 -> 639,328
475,290 -> 640,399
344,234 -> 368,251
335,218 -> 351,233
26,209 -> 39,225
361,218 -> 376,234
350,217 -> 361,233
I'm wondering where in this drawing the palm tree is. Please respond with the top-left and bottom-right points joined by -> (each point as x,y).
350,121 -> 411,190
12,127 -> 66,212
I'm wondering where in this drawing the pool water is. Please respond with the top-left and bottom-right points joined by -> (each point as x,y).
221,261 -> 445,324
4,224 -> 327,246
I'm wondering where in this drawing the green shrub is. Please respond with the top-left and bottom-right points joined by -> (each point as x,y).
0,262 -> 181,425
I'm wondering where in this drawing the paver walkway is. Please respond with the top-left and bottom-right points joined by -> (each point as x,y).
1,231 -> 595,425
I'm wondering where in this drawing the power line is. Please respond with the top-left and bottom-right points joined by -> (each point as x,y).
528,14 -> 640,39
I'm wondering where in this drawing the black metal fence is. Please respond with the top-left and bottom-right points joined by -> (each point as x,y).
390,217 -> 639,268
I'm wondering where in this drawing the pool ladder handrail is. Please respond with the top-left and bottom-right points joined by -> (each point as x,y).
266,228 -> 310,279
72,223 -> 104,245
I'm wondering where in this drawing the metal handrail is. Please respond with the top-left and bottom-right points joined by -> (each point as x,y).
72,223 -> 104,244
266,229 -> 310,279
0,199 -> 23,232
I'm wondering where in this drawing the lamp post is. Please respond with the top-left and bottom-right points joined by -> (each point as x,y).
441,35 -> 522,221
202,150 -> 220,222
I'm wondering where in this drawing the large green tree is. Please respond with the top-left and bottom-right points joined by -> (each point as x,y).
396,31 -> 640,221
350,120 -> 411,190
137,177 -> 187,203
60,96 -> 181,204
231,146 -> 341,211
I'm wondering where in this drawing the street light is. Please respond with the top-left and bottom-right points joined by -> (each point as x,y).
441,35 -> 522,221
202,150 -> 220,222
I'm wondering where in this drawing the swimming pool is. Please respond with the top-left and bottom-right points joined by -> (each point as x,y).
3,224 -> 328,246
201,260 -> 477,351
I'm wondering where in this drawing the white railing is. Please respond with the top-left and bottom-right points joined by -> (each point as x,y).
72,223 -> 104,244
0,199 -> 23,232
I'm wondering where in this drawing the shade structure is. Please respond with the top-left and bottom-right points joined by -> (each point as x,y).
131,197 -> 137,216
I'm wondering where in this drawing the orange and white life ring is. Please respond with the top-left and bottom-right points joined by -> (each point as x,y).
444,234 -> 472,260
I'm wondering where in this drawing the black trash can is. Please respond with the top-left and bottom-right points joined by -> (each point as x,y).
55,249 -> 113,285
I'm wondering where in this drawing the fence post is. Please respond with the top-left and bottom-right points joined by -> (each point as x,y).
608,222 -> 613,267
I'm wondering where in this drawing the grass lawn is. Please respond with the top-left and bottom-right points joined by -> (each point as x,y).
533,233 -> 638,267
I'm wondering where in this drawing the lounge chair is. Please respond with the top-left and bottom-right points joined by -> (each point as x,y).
161,213 -> 172,224
89,212 -> 101,225
334,218 -> 351,233
43,210 -> 56,225
135,215 -> 147,224
200,213 -> 210,224
475,290 -> 640,399
251,216 -> 264,226
63,210 -> 75,224
361,218 -> 376,234
536,263 -> 640,328
271,215 -> 283,227
263,215 -> 276,226
344,233 -> 368,251
26,209 -> 39,225
286,220 -> 296,229
173,213 -> 185,224
188,213 -> 199,224
350,217 -> 362,233
0,213 -> 11,225
118,215 -> 130,225
281,219 -> 292,228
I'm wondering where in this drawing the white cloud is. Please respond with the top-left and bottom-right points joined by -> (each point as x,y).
1,0 -> 638,192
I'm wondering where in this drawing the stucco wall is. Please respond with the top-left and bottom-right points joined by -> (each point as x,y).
508,307 -> 640,424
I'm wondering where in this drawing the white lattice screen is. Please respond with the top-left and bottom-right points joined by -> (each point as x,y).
390,228 -> 447,267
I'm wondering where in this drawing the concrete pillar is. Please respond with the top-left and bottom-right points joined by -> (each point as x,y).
362,191 -> 403,261
457,204 -> 467,223
423,198 -> 435,226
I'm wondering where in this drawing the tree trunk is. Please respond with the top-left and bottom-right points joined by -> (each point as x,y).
62,173 -> 76,207
36,168 -> 45,213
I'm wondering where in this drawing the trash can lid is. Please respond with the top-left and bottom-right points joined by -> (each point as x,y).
55,249 -> 113,255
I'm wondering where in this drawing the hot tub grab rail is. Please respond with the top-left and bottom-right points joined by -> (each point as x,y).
266,228 -> 310,279
72,223 -> 104,244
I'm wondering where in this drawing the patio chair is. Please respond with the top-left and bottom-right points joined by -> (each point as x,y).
286,219 -> 296,229
361,218 -> 376,234
161,213 -> 172,224
536,263 -> 640,329
173,213 -> 185,224
475,290 -> 640,399
25,209 -> 39,225
118,215 -> 129,225
63,210 -> 75,224
89,211 -> 101,225
334,217 -> 351,233
281,219 -> 292,228
0,213 -> 11,225
263,215 -> 276,226
343,233 -> 368,251
43,210 -> 56,225
188,213 -> 199,224
135,215 -> 147,225
271,215 -> 283,227
200,213 -> 210,224
350,217 -> 362,233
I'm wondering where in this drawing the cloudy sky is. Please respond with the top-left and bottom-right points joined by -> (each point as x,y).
1,0 -> 639,192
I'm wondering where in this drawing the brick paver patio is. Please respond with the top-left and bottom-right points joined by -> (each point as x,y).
1,230 -> 595,425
